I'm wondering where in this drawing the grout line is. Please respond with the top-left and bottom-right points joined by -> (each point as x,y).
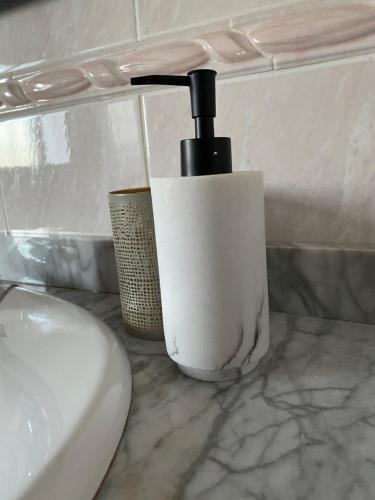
132,0 -> 141,42
0,87 -> 143,123
270,55 -> 276,72
138,93 -> 151,183
0,180 -> 10,235
244,30 -> 275,71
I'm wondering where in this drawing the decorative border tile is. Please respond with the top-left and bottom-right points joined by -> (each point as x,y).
1,231 -> 375,324
1,2 -> 375,116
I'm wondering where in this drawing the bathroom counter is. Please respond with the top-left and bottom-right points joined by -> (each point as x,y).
45,287 -> 375,500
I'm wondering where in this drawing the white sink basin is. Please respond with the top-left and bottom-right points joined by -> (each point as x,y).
0,287 -> 132,500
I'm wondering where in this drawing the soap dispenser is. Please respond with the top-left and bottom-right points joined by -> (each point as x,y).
131,70 -> 269,381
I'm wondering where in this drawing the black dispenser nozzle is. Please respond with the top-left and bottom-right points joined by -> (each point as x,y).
131,69 -> 232,177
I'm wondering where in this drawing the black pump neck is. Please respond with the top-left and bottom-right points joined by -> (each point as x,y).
189,70 -> 216,139
131,69 -> 232,176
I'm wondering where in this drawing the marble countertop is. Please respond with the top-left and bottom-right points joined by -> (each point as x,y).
46,287 -> 375,500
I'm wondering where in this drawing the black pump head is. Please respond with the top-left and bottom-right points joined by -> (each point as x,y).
131,69 -> 232,177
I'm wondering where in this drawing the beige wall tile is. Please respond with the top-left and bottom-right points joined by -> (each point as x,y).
143,56 -> 375,246
136,0 -> 298,38
0,97 -> 147,235
0,0 -> 136,71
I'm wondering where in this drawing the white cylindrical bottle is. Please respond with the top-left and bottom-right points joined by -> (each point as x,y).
151,171 -> 269,381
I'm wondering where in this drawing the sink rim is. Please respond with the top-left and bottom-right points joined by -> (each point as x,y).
0,286 -> 132,500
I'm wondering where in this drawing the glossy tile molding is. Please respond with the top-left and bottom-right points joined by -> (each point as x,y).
1,2 -> 375,115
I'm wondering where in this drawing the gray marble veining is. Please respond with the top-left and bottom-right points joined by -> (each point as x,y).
38,286 -> 375,499
268,242 -> 375,324
0,282 -> 16,302
3,234 -> 375,324
0,233 -> 118,293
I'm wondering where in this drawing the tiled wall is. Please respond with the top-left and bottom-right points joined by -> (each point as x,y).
136,0 -> 297,37
1,0 -> 375,245
0,0 -> 137,70
144,56 -> 375,245
0,97 -> 146,234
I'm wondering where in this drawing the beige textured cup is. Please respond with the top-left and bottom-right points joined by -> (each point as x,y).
108,187 -> 164,340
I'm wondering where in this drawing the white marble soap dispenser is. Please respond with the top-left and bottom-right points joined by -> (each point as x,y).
131,70 -> 269,381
